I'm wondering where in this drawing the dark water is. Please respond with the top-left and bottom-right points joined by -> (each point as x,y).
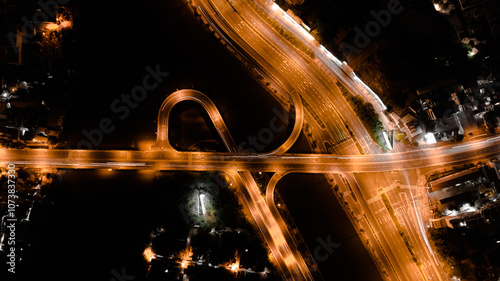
276,174 -> 383,281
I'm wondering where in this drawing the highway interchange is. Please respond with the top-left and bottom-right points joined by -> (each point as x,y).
3,89 -> 500,280
4,0 -> 500,280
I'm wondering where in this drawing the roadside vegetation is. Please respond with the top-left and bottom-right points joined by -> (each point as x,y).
280,0 -> 479,113
394,131 -> 419,148
428,228 -> 465,279
336,82 -> 386,150
427,225 -> 500,281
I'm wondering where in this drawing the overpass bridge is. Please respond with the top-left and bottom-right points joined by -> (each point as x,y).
4,89 -> 499,281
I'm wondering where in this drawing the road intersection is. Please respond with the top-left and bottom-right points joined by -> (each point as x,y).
3,0 -> 498,279
2,89 -> 500,280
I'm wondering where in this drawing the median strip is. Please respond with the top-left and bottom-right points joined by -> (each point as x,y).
381,193 -> 422,268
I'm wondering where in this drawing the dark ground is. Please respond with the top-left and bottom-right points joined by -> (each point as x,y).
63,0 -> 294,153
277,174 -> 384,281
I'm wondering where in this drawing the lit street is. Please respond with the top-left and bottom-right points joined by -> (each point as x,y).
2,0 -> 500,280
2,90 -> 500,279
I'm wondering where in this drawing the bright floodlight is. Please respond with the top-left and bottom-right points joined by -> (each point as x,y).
383,131 -> 392,150
230,262 -> 239,272
199,193 -> 206,215
460,203 -> 470,212
143,246 -> 156,263
425,133 -> 437,144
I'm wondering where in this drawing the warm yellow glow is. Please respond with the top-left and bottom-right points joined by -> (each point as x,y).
178,247 -> 193,269
143,246 -> 156,262
45,23 -> 58,30
138,140 -> 155,151
44,20 -> 71,31
59,20 -> 72,29
284,255 -> 295,265
230,263 -> 239,272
